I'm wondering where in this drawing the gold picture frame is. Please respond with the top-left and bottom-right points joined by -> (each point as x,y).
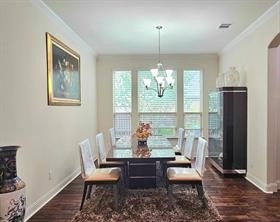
46,33 -> 81,105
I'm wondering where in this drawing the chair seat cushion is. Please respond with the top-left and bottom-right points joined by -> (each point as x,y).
85,167 -> 121,182
167,167 -> 202,182
172,145 -> 181,153
167,155 -> 191,165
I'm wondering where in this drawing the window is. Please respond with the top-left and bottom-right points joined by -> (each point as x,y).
208,91 -> 219,137
138,70 -> 177,137
113,71 -> 132,137
112,69 -> 202,138
184,70 -> 202,137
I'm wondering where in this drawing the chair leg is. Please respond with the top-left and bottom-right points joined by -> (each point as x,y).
123,165 -> 128,188
80,183 -> 88,211
167,183 -> 174,208
165,165 -> 169,191
163,162 -> 168,187
86,185 -> 93,199
120,170 -> 126,197
160,161 -> 166,187
113,183 -> 119,210
125,161 -> 129,187
196,184 -> 206,208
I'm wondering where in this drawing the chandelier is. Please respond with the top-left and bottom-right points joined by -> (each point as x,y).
143,26 -> 175,98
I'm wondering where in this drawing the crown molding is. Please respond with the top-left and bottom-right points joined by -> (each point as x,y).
30,0 -> 96,56
220,1 -> 280,55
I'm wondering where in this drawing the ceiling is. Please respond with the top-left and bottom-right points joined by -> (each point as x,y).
43,0 -> 278,54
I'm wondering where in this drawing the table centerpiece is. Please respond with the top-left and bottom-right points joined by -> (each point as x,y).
134,122 -> 152,146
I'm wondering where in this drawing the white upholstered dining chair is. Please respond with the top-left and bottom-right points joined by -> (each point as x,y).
167,134 -> 195,168
109,127 -> 116,147
96,132 -> 127,185
172,128 -> 185,155
96,133 -> 125,167
166,137 -> 208,207
79,138 -> 122,210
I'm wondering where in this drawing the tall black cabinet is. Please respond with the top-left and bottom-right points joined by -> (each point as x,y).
208,87 -> 247,174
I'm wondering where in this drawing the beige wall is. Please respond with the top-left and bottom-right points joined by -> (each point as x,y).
0,0 -> 97,219
219,2 -> 280,192
96,54 -> 218,145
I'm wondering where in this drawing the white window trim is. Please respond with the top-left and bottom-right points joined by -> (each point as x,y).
183,70 -> 203,137
112,69 -> 203,138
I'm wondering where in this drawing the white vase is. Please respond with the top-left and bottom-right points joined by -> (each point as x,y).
0,146 -> 26,222
224,67 -> 240,86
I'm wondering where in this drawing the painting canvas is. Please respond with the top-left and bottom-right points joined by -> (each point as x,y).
46,33 -> 81,105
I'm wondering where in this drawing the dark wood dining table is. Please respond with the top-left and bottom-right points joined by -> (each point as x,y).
106,135 -> 175,189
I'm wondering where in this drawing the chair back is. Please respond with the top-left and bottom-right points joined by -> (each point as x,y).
183,134 -> 195,159
96,133 -> 106,161
194,137 -> 208,177
79,139 -> 96,178
177,128 -> 185,149
109,128 -> 116,147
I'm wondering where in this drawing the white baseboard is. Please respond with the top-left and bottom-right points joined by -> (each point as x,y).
245,173 -> 278,193
24,168 -> 80,221
266,182 -> 278,193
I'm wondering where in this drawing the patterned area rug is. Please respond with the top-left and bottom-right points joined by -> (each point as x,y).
72,186 -> 221,222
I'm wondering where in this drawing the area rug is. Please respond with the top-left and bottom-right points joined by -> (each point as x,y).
72,186 -> 221,222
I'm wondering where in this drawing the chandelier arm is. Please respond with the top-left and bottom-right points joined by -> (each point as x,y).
155,78 -> 160,95
161,86 -> 167,96
161,83 -> 173,94
146,87 -> 159,93
158,86 -> 163,97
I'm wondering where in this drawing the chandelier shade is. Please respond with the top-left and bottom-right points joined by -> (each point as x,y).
144,26 -> 175,98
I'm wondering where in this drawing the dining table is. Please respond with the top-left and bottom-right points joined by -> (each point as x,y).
106,135 -> 175,189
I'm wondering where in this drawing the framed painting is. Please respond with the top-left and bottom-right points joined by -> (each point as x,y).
46,33 -> 81,105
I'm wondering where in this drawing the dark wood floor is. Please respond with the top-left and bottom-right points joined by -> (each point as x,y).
29,161 -> 280,222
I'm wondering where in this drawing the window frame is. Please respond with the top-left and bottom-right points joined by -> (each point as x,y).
112,70 -> 132,137
137,70 -> 178,137
183,70 -> 203,137
138,112 -> 177,137
112,69 -> 203,138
